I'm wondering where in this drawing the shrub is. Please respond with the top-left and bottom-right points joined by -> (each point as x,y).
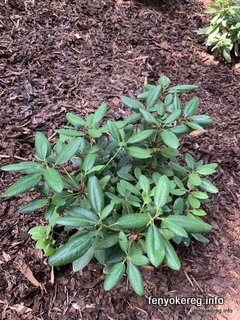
196,0 -> 240,62
1,76 -> 218,295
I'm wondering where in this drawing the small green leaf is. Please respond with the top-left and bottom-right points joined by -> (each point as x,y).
35,132 -> 51,161
126,147 -> 152,159
55,216 -> 95,228
127,262 -> 144,296
162,238 -> 181,271
196,164 -> 218,175
162,219 -> 188,238
189,173 -> 202,186
127,130 -> 153,144
120,96 -> 144,110
168,85 -> 197,93
154,175 -> 170,208
55,138 -> 82,165
184,97 -> 199,116
28,226 -> 49,240
119,231 -> 128,252
19,199 -> 49,214
166,215 -> 212,233
191,191 -> 209,199
73,246 -> 94,272
86,165 -> 104,175
200,179 -> 218,193
120,180 -> 141,196
191,233 -> 209,243
163,109 -> 181,124
139,175 -> 150,193
82,153 -> 96,172
87,176 -> 104,214
66,113 -> 86,127
116,214 -> 149,229
188,194 -> 201,208
189,115 -> 213,126
160,130 -> 179,149
1,174 -> 41,198
146,85 -> 162,108
185,153 -> 195,169
158,76 -> 171,86
101,204 -> 114,220
88,128 -> 102,138
146,225 -> 165,267
107,121 -> 121,141
66,207 -> 98,221
44,167 -> 63,193
92,103 -> 107,127
48,232 -> 93,266
104,262 -> 125,291
1,161 -> 42,173
139,109 -> 159,125
131,254 -> 149,266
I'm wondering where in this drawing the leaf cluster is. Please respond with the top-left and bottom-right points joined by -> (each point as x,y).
196,0 -> 240,62
1,76 -> 218,295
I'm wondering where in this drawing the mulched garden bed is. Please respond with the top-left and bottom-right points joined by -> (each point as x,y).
0,0 -> 239,319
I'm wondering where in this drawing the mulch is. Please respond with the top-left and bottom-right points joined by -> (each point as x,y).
0,0 -> 240,319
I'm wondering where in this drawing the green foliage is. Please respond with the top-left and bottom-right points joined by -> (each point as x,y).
196,0 -> 240,62
1,76 -> 218,295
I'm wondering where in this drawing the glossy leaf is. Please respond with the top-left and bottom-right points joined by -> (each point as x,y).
146,225 -> 165,267
127,130 -> 153,144
126,147 -> 152,159
116,214 -> 149,229
35,132 -> 51,161
87,176 -> 104,214
104,262 -> 125,291
66,113 -> 86,127
55,138 -> 82,165
165,215 -> 212,233
160,130 -> 179,149
127,262 -> 144,296
73,245 -> 94,272
19,199 -> 49,214
120,96 -> 144,110
44,167 -> 63,193
163,238 -> 181,271
146,85 -> 162,108
1,161 -> 42,173
154,175 -> 170,208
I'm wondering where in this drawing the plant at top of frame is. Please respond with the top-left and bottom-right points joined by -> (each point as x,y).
195,0 -> 240,62
1,76 -> 219,296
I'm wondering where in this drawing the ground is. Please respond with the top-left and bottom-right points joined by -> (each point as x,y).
0,0 -> 240,319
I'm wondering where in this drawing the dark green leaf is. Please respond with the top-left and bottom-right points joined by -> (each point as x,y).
184,97 -> 199,116
44,167 -> 63,193
162,219 -> 188,237
139,175 -> 150,193
107,121 -> 121,141
82,153 -> 96,172
146,85 -> 162,108
116,213 -> 149,229
126,147 -> 152,159
139,109 -> 159,125
146,225 -> 165,267
55,129 -> 84,137
163,109 -> 181,124
48,232 -> 93,266
160,130 -> 179,149
165,215 -> 212,233
55,138 -> 82,165
87,176 -> 104,214
162,238 -> 181,271
168,85 -> 197,93
66,113 -> 86,127
104,262 -> 125,291
154,175 -> 170,208
127,130 -> 153,144
55,216 -> 95,227
127,262 -> 144,296
119,231 -> 128,252
200,179 -> 219,193
1,161 -> 42,173
92,103 -> 107,127
19,199 -> 49,214
35,132 -> 51,161
1,174 -> 41,198
131,254 -> 149,266
120,96 -> 144,110
73,246 -> 94,272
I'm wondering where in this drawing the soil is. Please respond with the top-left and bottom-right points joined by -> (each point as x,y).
0,0 -> 240,319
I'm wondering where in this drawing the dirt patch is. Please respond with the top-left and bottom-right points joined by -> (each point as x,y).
0,0 -> 239,319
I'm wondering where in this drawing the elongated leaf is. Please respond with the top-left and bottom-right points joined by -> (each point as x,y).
120,96 -> 144,110
196,164 -> 218,175
66,112 -> 86,127
184,97 -> 199,116
162,238 -> 181,271
1,161 -> 42,173
86,165 -> 104,175
55,138 -> 82,165
139,109 -> 159,125
92,103 -> 107,127
127,262 -> 144,296
126,147 -> 152,159
146,85 -> 162,108
1,174 -> 41,198
104,262 -> 125,291
127,130 -> 153,144
163,109 -> 181,124
119,231 -> 128,252
82,153 -> 96,172
19,199 -> 48,214
35,132 -> 51,161
154,175 -> 170,208
55,216 -> 95,227
131,254 -> 149,266
73,245 -> 94,272
185,153 -> 195,169
139,175 -> 150,192
168,85 -> 197,93
116,213 -> 149,229
165,215 -> 212,233
87,176 -> 104,214
191,191 -> 208,199
88,128 -> 102,138
188,173 -> 201,186
200,179 -> 218,193
162,219 -> 188,237
100,204 -> 114,220
120,180 -> 141,196
146,225 -> 165,267
48,232 -> 92,266
107,121 -> 121,141
55,129 -> 84,137
44,167 -> 63,193
189,115 -> 212,126
160,130 -> 179,149
66,207 -> 98,221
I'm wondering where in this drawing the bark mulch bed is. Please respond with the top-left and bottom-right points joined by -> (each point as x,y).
0,0 -> 240,319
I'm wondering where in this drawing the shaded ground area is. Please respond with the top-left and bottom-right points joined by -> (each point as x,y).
0,0 -> 240,319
